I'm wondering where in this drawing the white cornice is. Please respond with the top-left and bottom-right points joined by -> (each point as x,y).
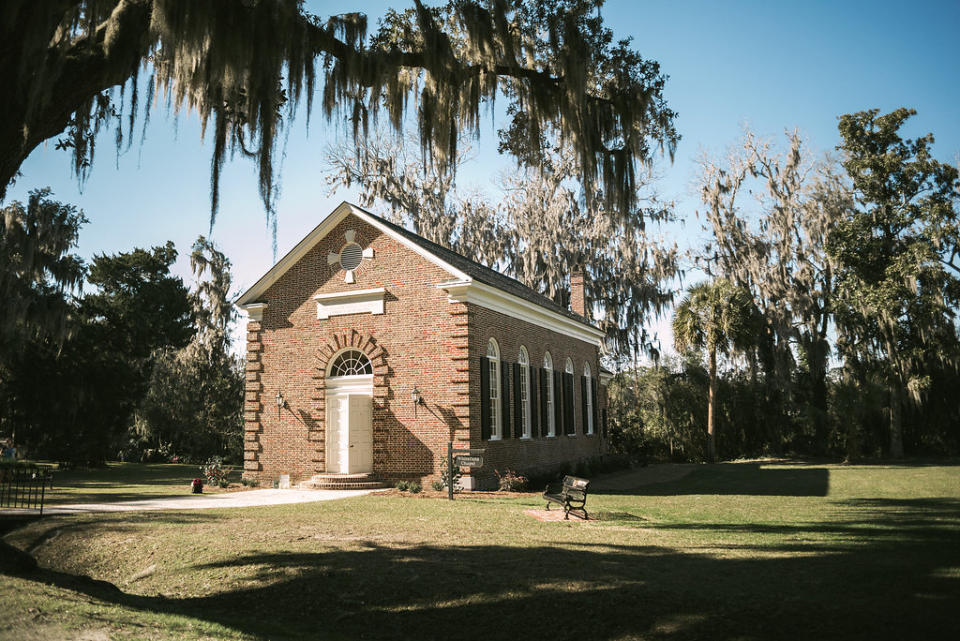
439,280 -> 605,347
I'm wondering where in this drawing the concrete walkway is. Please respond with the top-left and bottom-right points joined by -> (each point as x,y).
11,489 -> 375,516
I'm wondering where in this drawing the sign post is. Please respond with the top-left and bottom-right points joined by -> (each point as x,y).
446,442 -> 485,501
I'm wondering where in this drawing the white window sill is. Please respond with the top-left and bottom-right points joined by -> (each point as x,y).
489,436 -> 502,441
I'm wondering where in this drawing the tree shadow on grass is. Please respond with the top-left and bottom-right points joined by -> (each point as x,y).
597,463 -> 831,497
4,499 -> 960,641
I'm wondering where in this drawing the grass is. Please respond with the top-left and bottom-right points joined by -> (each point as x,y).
34,462 -> 244,505
2,460 -> 959,640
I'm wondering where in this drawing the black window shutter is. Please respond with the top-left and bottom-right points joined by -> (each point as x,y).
581,376 -> 589,435
602,408 -> 608,438
540,369 -> 550,436
501,361 -> 511,439
480,357 -> 491,440
592,377 -> 599,435
564,372 -> 575,435
513,362 -> 523,438
529,367 -> 539,438
553,370 -> 563,434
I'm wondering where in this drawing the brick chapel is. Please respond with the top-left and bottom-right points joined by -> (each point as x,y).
237,202 -> 610,489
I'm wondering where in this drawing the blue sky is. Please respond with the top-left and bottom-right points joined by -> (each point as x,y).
6,0 -> 959,349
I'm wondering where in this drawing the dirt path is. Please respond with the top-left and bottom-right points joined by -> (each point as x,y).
2,488 -> 374,516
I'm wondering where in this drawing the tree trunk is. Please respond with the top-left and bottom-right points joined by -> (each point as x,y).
889,383 -> 904,458
707,346 -> 717,462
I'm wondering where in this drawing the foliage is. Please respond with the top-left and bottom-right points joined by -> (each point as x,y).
0,189 -> 87,354
672,278 -> 758,460
696,130 -> 852,449
136,237 -> 243,463
201,457 -> 228,487
829,107 -> 960,458
395,480 -> 410,491
2,0 -> 677,235
439,455 -> 462,492
495,469 -> 529,491
1,237 -> 193,465
326,128 -> 679,358
430,480 -> 445,492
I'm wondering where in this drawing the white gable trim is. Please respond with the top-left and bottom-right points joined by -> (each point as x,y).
236,202 -> 468,310
439,280 -> 606,347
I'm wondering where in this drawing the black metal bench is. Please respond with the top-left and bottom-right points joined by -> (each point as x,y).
543,475 -> 590,520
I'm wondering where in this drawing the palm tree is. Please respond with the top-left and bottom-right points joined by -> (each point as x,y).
673,279 -> 756,461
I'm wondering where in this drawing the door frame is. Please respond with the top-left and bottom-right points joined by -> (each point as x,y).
325,375 -> 374,473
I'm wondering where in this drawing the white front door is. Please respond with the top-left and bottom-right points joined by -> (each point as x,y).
326,391 -> 373,474
348,394 -> 373,473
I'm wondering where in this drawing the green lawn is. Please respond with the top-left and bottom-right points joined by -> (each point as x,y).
2,461 -> 959,640
37,462 -> 244,505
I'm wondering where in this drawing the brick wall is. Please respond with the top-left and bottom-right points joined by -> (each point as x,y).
243,211 -> 607,487
466,304 -> 607,488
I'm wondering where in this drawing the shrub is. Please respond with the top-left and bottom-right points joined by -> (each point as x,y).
439,456 -> 462,491
240,477 -> 259,487
395,480 -> 410,491
201,456 -> 229,486
408,482 -> 422,494
431,480 -> 445,491
496,469 -> 529,492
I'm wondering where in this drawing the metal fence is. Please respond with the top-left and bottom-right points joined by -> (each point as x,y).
0,465 -> 53,515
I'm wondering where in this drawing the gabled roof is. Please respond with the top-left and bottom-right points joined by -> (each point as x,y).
237,202 -> 604,344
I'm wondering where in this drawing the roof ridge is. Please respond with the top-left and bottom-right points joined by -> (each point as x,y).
353,204 -> 594,327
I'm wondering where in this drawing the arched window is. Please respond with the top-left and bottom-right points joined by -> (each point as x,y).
518,346 -> 531,438
328,350 -> 373,377
584,363 -> 594,435
565,358 -> 574,375
487,339 -> 501,439
544,351 -> 555,437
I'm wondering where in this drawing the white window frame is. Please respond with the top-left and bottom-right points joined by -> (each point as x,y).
565,358 -> 575,436
519,346 -> 531,439
584,362 -> 594,435
487,338 -> 502,440
544,351 -> 555,437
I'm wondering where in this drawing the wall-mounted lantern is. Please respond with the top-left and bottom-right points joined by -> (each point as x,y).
411,385 -> 424,417
276,391 -> 287,418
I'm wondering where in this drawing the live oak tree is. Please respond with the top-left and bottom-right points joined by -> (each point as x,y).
0,190 -> 86,446
672,278 -> 757,461
696,131 -> 852,449
2,0 -> 677,229
0,190 -> 87,352
829,108 -> 960,458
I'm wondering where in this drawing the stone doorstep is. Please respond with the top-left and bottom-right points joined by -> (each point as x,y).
298,473 -> 389,490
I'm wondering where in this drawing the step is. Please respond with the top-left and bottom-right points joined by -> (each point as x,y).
298,473 -> 388,490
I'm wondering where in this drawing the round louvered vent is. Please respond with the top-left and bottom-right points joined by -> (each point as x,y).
339,243 -> 363,270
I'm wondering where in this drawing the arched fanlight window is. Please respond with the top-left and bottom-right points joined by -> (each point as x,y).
565,358 -> 574,374
487,339 -> 501,439
584,362 -> 594,435
543,351 -> 555,437
518,346 -> 531,438
328,350 -> 373,377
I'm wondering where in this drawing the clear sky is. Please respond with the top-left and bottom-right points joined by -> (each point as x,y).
6,0 -> 959,352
